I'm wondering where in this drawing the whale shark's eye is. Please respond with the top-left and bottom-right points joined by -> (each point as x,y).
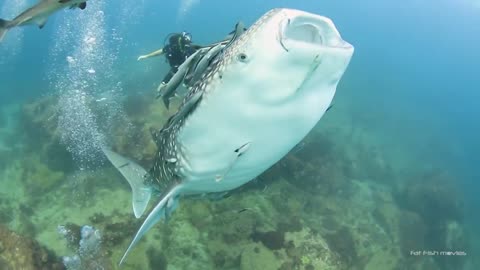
237,53 -> 248,62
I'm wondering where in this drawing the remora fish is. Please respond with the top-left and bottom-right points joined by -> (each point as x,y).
102,8 -> 354,265
157,48 -> 208,109
189,22 -> 247,85
0,0 -> 88,42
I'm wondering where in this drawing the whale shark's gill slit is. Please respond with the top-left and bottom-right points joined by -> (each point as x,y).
278,19 -> 290,52
118,162 -> 129,169
234,142 -> 251,156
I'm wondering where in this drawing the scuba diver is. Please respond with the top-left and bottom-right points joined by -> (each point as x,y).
137,31 -> 202,84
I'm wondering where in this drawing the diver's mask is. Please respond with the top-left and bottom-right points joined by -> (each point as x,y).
181,31 -> 192,42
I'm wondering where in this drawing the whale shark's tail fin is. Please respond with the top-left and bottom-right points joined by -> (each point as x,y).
102,147 -> 183,265
101,147 -> 152,218
0,19 -> 11,42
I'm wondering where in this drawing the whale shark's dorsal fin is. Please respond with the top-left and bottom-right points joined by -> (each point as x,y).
101,147 -> 152,218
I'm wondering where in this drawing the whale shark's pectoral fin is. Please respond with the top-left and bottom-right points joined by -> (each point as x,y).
101,147 -> 152,218
119,185 -> 182,266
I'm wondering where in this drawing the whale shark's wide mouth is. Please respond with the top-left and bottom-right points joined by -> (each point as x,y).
280,13 -> 353,51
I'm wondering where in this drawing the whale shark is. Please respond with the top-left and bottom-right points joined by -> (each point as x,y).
102,7 -> 354,265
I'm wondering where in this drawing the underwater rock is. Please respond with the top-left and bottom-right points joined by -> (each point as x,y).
285,228 -> 345,270
19,95 -> 75,173
122,92 -> 152,119
397,170 -> 464,224
186,200 -> 212,224
372,204 -> 400,241
398,210 -> 427,253
251,230 -> 285,250
21,156 -> 65,195
146,248 -> 167,270
20,95 -> 59,142
324,226 -> 358,267
164,219 -> 214,270
102,221 -> 139,248
437,220 -> 469,270
364,249 -> 400,270
57,223 -> 82,250
0,224 -> 64,270
240,243 -> 281,270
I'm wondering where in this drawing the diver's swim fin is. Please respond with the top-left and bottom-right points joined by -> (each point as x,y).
101,147 -> 152,218
0,19 -> 11,42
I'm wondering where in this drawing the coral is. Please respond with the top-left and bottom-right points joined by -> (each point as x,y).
59,224 -> 112,270
0,224 -> 64,270
57,223 -> 82,250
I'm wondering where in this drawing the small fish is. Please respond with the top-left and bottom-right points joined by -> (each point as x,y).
187,43 -> 226,86
0,0 -> 88,42
223,21 -> 246,50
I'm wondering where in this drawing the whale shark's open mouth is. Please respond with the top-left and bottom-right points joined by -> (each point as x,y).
280,14 -> 353,51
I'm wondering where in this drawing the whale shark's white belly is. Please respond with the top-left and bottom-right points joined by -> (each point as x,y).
176,61 -> 333,194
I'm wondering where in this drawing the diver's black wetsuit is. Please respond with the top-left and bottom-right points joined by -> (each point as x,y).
162,33 -> 200,84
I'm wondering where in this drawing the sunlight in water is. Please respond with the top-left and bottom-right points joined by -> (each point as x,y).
47,0 -> 131,170
177,0 -> 200,22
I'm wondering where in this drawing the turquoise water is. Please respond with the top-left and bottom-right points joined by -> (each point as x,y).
0,0 -> 478,269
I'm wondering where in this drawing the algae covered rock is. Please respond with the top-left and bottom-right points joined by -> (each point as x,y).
0,224 -> 64,270
398,170 -> 463,224
240,243 -> 281,270
21,95 -> 59,141
284,228 -> 346,270
20,95 -> 76,173
165,220 -> 213,270
21,156 -> 65,195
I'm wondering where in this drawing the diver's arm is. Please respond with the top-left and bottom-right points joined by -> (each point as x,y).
137,48 -> 164,61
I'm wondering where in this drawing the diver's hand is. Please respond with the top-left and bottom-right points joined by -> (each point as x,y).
137,55 -> 147,61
